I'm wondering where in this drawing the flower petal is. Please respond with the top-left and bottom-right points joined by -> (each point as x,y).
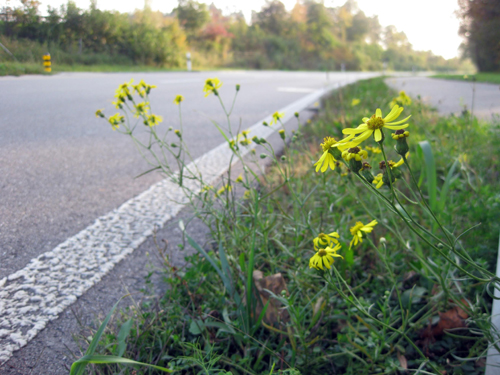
386,115 -> 411,126
376,108 -> 382,118
374,129 -> 382,142
385,123 -> 409,130
384,106 -> 403,122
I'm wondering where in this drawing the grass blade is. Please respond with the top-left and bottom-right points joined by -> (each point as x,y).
70,355 -> 172,373
417,141 -> 437,210
71,296 -> 127,375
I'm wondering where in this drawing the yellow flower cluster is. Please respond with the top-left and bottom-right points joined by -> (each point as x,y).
270,111 -> 285,125
309,220 -> 378,270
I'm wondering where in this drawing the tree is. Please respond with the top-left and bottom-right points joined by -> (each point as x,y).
458,0 -> 500,72
175,0 -> 209,41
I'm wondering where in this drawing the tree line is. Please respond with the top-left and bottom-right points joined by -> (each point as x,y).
0,0 -> 470,71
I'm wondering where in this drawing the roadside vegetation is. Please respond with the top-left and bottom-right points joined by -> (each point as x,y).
0,1 -> 472,75
70,77 -> 500,374
431,73 -> 500,85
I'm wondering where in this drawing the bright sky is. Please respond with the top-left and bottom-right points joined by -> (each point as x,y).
32,0 -> 463,59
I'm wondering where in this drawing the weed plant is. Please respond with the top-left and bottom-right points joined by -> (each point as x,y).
74,77 -> 500,374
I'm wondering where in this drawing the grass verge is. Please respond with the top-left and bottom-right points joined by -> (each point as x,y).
75,77 -> 500,374
432,72 -> 500,85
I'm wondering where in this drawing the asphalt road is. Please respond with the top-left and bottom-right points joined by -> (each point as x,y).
0,70 -> 377,373
386,76 -> 500,119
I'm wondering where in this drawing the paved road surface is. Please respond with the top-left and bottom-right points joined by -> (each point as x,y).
386,76 -> 500,119
0,71 -> 377,373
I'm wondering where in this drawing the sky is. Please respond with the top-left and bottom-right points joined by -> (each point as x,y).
30,0 -> 463,59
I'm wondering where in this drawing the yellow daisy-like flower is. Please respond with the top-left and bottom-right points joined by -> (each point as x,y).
309,244 -> 343,270
108,113 -> 124,130
174,95 -> 184,105
366,146 -> 382,154
270,111 -> 285,125
146,114 -> 163,127
314,137 -> 345,173
351,98 -> 360,107
203,78 -> 222,97
313,232 -> 340,251
390,91 -> 412,108
115,79 -> 134,98
133,102 -> 149,118
336,105 -> 411,147
349,220 -> 377,249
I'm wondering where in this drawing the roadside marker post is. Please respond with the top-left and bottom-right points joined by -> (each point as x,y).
43,53 -> 51,73
186,52 -> 192,72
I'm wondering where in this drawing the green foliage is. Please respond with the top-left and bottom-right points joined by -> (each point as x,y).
0,0 -> 470,73
459,0 -> 500,72
77,77 -> 500,374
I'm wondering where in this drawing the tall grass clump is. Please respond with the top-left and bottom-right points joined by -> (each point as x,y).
73,77 -> 500,374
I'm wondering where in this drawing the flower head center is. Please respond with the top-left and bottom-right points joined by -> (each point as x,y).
350,222 -> 364,235
320,137 -> 337,152
317,249 -> 327,257
367,115 -> 385,130
348,146 -> 361,154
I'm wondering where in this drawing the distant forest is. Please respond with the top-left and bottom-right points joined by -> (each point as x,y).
0,0 -> 472,71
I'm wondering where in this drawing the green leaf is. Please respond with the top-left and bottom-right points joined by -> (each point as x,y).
70,355 -> 172,373
345,247 -> 354,267
417,141 -> 437,210
71,297 -> 126,375
438,159 -> 459,212
189,319 -> 205,335
116,319 -> 133,357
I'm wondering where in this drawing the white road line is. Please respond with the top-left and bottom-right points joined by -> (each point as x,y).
0,74 -> 372,364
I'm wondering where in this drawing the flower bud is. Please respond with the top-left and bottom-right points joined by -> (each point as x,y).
236,84 -> 241,91
392,130 -> 410,156
281,155 -> 286,161
174,129 -> 182,138
260,153 -> 267,159
361,162 -> 374,182
279,129 -> 285,140
262,121 -> 269,127
294,112 -> 299,118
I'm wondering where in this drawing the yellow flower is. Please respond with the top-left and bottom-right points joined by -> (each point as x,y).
314,137 -> 345,173
336,105 -> 411,147
366,146 -> 382,154
309,244 -> 343,270
146,114 -> 163,127
108,113 -> 124,130
134,102 -> 149,118
390,91 -> 412,109
174,95 -> 184,105
215,184 -> 232,197
342,146 -> 368,161
95,109 -> 104,118
203,78 -> 222,97
372,174 -> 384,189
270,111 -> 284,125
372,155 -> 407,189
235,175 -> 243,183
115,79 -> 134,99
351,98 -> 360,107
349,220 -> 378,249
313,232 -> 340,251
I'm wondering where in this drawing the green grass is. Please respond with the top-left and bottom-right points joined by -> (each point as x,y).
73,78 -> 500,374
0,61 -> 198,76
432,72 -> 500,84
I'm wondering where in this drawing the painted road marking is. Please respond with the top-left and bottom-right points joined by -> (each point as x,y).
0,75 -> 371,363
